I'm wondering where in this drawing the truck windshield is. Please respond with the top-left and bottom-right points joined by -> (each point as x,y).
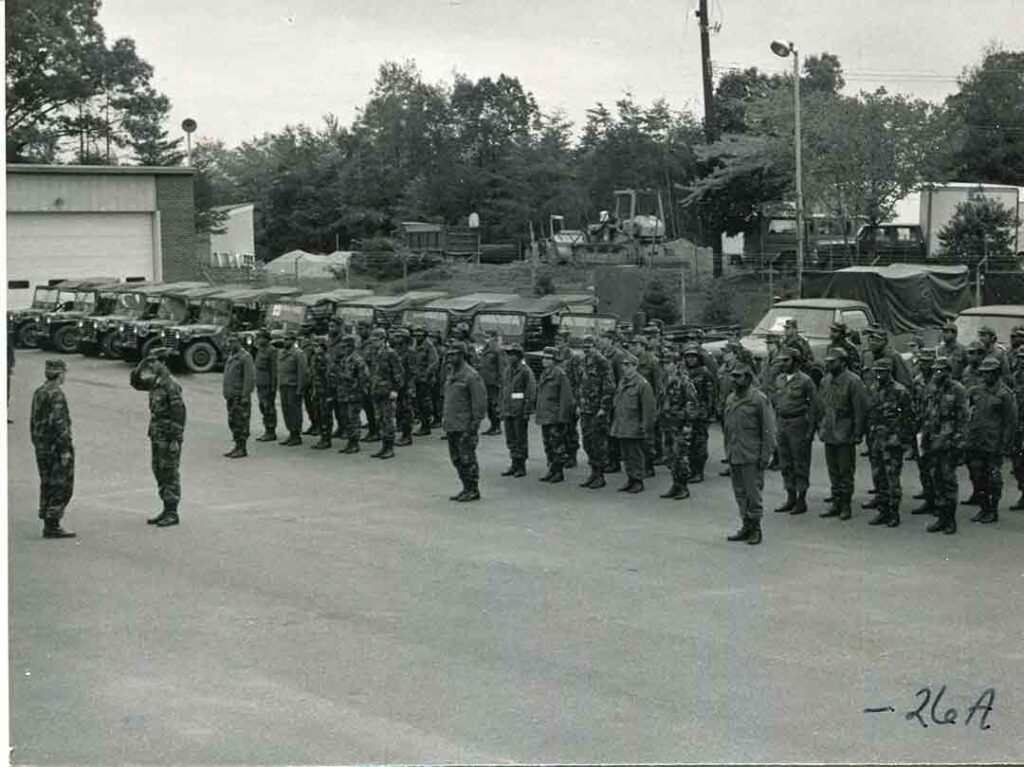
753,307 -> 835,338
267,302 -> 308,330
472,313 -> 525,341
335,305 -> 373,324
403,310 -> 449,336
56,289 -> 79,309
32,287 -> 60,309
73,290 -> 98,311
559,314 -> 618,339
117,292 -> 149,317
155,296 -> 189,322
197,299 -> 233,325
955,314 -> 1022,346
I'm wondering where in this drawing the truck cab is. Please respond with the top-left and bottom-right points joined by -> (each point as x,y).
117,284 -> 228,362
37,281 -> 160,353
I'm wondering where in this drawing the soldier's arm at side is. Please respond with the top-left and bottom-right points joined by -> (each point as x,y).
470,372 -> 488,430
760,392 -> 778,465
524,367 -> 537,414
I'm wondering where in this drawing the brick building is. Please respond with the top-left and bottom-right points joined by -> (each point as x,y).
5,164 -> 201,309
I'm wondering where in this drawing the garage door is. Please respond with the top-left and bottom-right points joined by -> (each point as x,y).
6,212 -> 155,309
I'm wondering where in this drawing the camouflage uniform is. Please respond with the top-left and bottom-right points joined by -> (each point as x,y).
965,361 -> 1018,521
910,357 -> 937,511
535,353 -> 575,478
578,345 -> 615,483
410,333 -> 440,432
659,365 -> 697,495
331,341 -> 369,450
131,359 -> 187,516
557,343 -> 583,463
300,335 -> 321,434
781,329 -> 814,374
222,345 -> 255,444
479,339 -> 507,434
920,364 -> 967,532
1011,344 -> 1024,509
30,375 -> 74,522
682,349 -> 716,480
310,339 -> 334,445
864,363 -> 914,523
442,349 -> 487,498
253,341 -> 278,437
365,334 -> 404,452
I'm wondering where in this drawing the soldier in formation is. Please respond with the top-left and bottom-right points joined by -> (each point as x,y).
535,345 -> 575,483
817,348 -> 867,521
610,353 -> 657,494
499,343 -> 536,478
276,331 -> 307,446
410,326 -> 439,436
862,358 -> 914,528
222,333 -> 255,458
31,358 -> 76,538
364,327 -> 404,460
723,363 -> 776,545
253,330 -> 278,442
478,330 -> 506,436
332,335 -> 369,454
658,350 -> 697,500
578,335 -> 615,489
771,348 -> 818,516
442,341 -> 487,502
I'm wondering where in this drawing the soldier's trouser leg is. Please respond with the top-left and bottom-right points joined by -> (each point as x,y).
364,395 -> 378,435
868,444 -> 886,505
485,385 -> 500,429
981,451 -> 1003,506
374,397 -> 396,442
257,386 -> 277,432
151,439 -> 181,511
929,450 -> 958,510
608,435 -> 621,467
620,438 -> 645,481
667,424 -> 691,486
541,423 -> 567,469
689,421 -> 709,475
226,395 -> 252,442
35,448 -> 73,521
317,395 -> 333,440
503,416 -> 528,463
565,410 -> 580,456
918,450 -> 934,502
396,393 -> 413,436
824,444 -> 840,498
433,381 -> 443,424
887,444 -> 904,508
835,443 -> 856,503
303,385 -> 318,430
644,432 -> 657,471
447,431 -> 479,490
580,412 -> 609,473
279,386 -> 302,436
340,402 -> 362,439
730,462 -> 764,521
415,381 -> 434,426
1013,453 -> 1024,492
778,414 -> 811,494
967,450 -> 984,495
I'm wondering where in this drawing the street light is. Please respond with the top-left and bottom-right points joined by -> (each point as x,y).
771,39 -> 803,297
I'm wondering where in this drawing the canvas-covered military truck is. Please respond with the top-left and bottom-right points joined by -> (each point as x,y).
117,284 -> 230,362
332,290 -> 448,331
34,280 -> 136,353
238,288 -> 375,352
77,282 -> 207,358
160,285 -> 302,373
402,293 -> 518,341
7,277 -> 117,349
471,294 -> 598,352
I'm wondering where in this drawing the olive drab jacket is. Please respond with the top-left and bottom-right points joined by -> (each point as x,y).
817,368 -> 868,445
535,364 -> 575,426
500,359 -> 537,419
222,347 -> 255,399
772,369 -> 820,426
478,344 -> 506,388
610,372 -> 657,439
442,364 -> 487,433
723,386 -> 777,466
409,338 -> 440,383
254,345 -> 278,392
276,346 -> 307,390
966,380 -> 1018,455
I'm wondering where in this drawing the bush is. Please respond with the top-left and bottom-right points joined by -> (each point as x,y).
640,279 -> 680,325
700,279 -> 738,325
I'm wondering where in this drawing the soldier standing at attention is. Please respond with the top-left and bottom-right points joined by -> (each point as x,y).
600,331 -> 626,474
499,343 -> 536,478
826,322 -> 861,376
299,324 -> 320,436
556,329 -> 583,467
389,328 -> 417,447
781,319 -> 814,374
862,358 -> 914,528
355,320 -> 378,441
577,335 -> 615,489
723,364 -> 777,545
937,323 -> 967,380
253,330 -> 278,442
130,348 -> 186,527
772,348 -> 819,516
610,353 -> 657,494
31,358 -> 76,538
658,352 -> 697,500
535,346 -> 575,483
479,330 -> 506,436
276,331 -> 306,446
965,356 -> 1018,524
1010,343 -> 1024,510
365,327 -> 404,460
920,357 -> 968,534
817,348 -> 868,521
909,349 -> 939,515
632,335 -> 662,476
326,318 -> 348,437
333,335 -> 369,454
222,333 -> 255,458
310,336 -> 335,450
681,343 -> 715,483
442,341 -> 487,502
410,326 -> 439,435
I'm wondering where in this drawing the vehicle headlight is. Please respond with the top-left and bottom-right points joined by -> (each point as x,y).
174,330 -> 181,339
77,320 -> 84,328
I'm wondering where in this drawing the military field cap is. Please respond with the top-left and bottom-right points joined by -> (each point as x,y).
917,348 -> 937,360
486,329 -> 499,338
778,347 -> 799,360
824,347 -> 849,362
1011,325 -> 1024,337
783,318 -> 798,328
340,334 -> 357,345
282,330 -> 298,341
412,325 -> 427,334
691,328 -> 705,339
581,334 -> 596,345
45,358 -> 67,373
370,327 -> 386,340
979,357 -> 1001,372
765,331 -> 781,341
356,319 -> 370,327
390,327 -> 412,340
540,346 -> 558,358
682,342 -> 701,356
503,343 -> 523,355
725,339 -> 743,350
456,322 -> 470,333
730,363 -> 754,378
620,352 -> 638,365
966,341 -> 984,352
256,328 -> 272,340
557,328 -> 571,338
643,324 -> 660,334
446,341 -> 467,356
872,357 -> 893,371
978,325 -> 996,336
933,356 -> 952,369
866,324 -> 887,338
328,316 -> 341,324
830,322 -> 848,333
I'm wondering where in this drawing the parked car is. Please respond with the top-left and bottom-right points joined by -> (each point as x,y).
35,281 -> 165,354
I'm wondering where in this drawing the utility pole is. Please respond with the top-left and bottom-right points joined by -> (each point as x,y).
697,0 -> 722,277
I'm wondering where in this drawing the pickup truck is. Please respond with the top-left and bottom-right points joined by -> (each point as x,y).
954,304 -> 1024,347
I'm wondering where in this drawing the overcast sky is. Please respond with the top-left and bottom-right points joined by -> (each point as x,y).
99,0 -> 1023,148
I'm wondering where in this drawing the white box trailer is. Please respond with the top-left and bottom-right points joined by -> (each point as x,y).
918,182 -> 1022,257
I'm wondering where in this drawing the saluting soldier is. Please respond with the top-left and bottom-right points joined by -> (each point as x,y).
498,343 -> 536,478
920,356 -> 968,534
681,343 -> 716,483
658,353 -> 697,500
222,333 -> 255,458
479,330 -> 506,436
442,341 -> 487,502
31,358 -> 76,538
333,335 -> 370,454
862,358 -> 914,528
253,329 -> 279,442
723,364 -> 777,545
364,327 -> 404,460
771,347 -> 819,516
817,348 -> 868,521
410,326 -> 440,435
276,331 -> 307,446
965,356 -> 1018,524
578,334 -> 616,489
610,353 -> 657,494
130,347 -> 186,527
535,345 -> 575,483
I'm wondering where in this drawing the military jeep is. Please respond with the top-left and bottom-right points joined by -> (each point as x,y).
7,278 -> 116,349
117,284 -> 227,362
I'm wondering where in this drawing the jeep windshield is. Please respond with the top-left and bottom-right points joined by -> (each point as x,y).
31,287 -> 60,309
73,290 -> 99,312
472,313 -> 525,340
335,305 -> 374,324
266,302 -> 308,330
752,307 -> 834,338
955,314 -> 1023,346
559,314 -> 618,341
116,292 -> 150,318
196,299 -> 233,325
155,296 -> 189,322
403,310 -> 449,336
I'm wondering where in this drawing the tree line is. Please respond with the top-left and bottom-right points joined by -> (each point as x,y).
6,0 -> 1023,262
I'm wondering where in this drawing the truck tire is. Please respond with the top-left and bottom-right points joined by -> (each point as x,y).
100,333 -> 122,359
53,325 -> 79,353
15,323 -> 38,349
183,341 -> 218,373
140,337 -> 164,360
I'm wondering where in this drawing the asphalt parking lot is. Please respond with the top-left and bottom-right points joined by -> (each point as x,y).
7,349 -> 1023,764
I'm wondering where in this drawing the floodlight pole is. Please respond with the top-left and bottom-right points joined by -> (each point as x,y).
793,48 -> 804,298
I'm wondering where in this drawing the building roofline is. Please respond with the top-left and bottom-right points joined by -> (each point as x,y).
6,163 -> 195,176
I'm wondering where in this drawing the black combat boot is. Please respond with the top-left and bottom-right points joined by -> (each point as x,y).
256,429 -> 277,442
311,437 -> 332,450
626,479 -> 644,494
223,443 -> 242,457
154,505 -> 179,527
791,491 -> 808,515
338,437 -> 360,454
976,503 -> 999,524
588,474 -> 606,489
944,506 -> 957,534
727,519 -> 752,542
231,440 -> 247,458
501,463 -> 517,477
459,483 -> 481,502
775,489 -> 797,513
376,440 -> 395,460
605,461 -> 621,474
548,467 -> 565,483
819,499 -> 840,518
281,434 -> 302,446
868,505 -> 889,526
660,483 -> 682,499
926,506 -> 949,533
449,487 -> 468,501
538,467 -> 555,482
970,498 -> 988,522
565,453 -> 578,469
861,496 -> 880,510
910,499 -> 934,515
887,503 -> 901,528
689,471 -> 704,483
360,429 -> 380,443
580,469 -> 598,487
746,519 -> 763,545
512,460 -> 527,478
838,498 -> 853,521
394,432 -> 413,447
414,422 -> 432,436
42,519 -> 76,539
